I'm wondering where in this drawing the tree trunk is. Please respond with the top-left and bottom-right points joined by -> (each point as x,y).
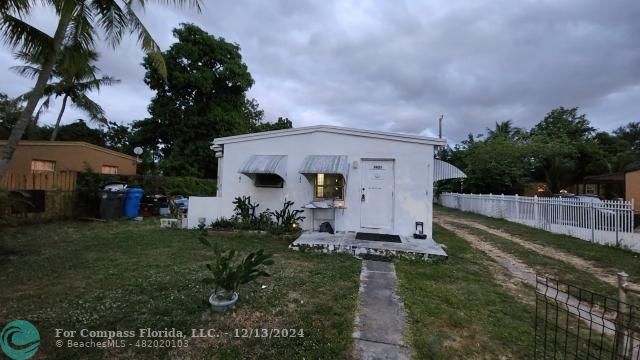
49,95 -> 68,141
0,13 -> 71,178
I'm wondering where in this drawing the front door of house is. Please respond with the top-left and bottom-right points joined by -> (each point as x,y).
360,159 -> 394,232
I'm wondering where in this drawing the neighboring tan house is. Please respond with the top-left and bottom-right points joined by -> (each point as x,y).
570,168 -> 640,211
625,167 -> 640,211
0,141 -> 137,176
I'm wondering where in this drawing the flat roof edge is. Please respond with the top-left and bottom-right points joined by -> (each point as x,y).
213,125 -> 447,146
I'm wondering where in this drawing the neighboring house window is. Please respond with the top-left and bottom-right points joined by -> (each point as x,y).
254,174 -> 284,188
31,159 -> 55,173
585,184 -> 596,194
101,165 -> 119,174
315,174 -> 344,199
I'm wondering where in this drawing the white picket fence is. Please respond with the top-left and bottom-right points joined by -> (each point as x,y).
439,192 -> 640,253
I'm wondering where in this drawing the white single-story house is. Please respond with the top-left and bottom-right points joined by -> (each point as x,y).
188,125 -> 461,243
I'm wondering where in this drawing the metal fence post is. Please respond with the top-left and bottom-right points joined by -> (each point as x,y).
615,271 -> 630,359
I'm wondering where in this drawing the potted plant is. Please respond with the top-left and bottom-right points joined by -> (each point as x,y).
198,227 -> 274,313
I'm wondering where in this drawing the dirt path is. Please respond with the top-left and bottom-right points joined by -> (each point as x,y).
434,213 -> 620,287
437,219 -> 537,288
436,220 -> 621,341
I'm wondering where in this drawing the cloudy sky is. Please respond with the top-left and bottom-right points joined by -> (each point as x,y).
1,0 -> 639,143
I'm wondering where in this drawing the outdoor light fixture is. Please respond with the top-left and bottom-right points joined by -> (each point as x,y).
413,221 -> 426,239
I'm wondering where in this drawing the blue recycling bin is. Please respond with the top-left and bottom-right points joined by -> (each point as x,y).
123,188 -> 144,218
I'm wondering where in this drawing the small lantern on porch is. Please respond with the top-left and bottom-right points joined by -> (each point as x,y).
413,221 -> 426,239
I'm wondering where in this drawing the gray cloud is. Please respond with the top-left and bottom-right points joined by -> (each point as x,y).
1,0 -> 639,142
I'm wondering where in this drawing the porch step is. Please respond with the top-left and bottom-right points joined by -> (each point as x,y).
289,232 -> 448,261
360,254 -> 392,262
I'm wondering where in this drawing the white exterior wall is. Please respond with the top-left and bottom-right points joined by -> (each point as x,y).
193,131 -> 436,238
187,196 -> 223,229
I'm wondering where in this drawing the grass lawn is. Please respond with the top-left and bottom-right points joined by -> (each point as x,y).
0,219 -> 361,359
395,224 -> 535,359
435,205 -> 640,282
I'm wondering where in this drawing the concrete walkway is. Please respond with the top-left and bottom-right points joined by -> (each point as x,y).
353,260 -> 411,360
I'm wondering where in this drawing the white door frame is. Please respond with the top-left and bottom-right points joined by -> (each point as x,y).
359,158 -> 395,233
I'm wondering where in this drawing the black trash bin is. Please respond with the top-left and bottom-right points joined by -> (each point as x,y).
99,190 -> 125,220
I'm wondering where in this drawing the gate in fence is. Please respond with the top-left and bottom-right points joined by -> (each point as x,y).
534,276 -> 639,359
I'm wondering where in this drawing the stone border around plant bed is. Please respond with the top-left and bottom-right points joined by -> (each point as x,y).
206,229 -> 302,241
290,242 -> 447,262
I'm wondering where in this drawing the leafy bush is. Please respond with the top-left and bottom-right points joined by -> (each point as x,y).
133,176 -> 216,196
270,199 -> 305,232
76,172 -> 217,197
211,217 -> 235,230
198,228 -> 274,301
0,188 -> 33,217
232,196 -> 259,223
210,197 -> 304,234
231,196 -> 274,231
255,210 -> 274,231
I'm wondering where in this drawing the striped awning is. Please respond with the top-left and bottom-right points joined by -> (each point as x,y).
239,155 -> 287,179
434,159 -> 466,181
299,155 -> 349,179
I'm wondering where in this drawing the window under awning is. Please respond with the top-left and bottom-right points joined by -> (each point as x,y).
434,159 -> 467,182
238,155 -> 287,180
299,155 -> 349,179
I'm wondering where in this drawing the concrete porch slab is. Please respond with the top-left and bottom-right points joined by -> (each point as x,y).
290,232 -> 448,261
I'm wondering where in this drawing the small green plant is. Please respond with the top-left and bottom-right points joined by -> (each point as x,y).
255,209 -> 275,230
198,230 -> 274,302
270,199 -> 305,232
211,217 -> 235,230
231,196 -> 275,231
232,196 -> 259,223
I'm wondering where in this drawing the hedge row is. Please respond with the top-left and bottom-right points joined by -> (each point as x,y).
76,173 -> 217,196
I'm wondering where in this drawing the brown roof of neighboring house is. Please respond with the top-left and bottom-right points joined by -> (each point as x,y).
624,164 -> 640,174
0,140 -> 137,161
583,172 -> 624,183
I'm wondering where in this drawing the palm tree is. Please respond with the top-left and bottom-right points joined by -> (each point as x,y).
12,46 -> 119,140
0,0 -> 202,177
486,120 -> 524,140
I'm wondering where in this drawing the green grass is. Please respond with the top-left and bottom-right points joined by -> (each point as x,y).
0,220 -> 361,359
395,224 -> 535,359
435,205 -> 640,282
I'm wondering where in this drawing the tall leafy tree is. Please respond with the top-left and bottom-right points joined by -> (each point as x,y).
12,46 -> 119,140
136,23 -> 289,177
0,0 -> 202,177
0,92 -> 28,139
253,117 -> 293,132
462,137 -> 530,194
529,107 -> 595,192
613,122 -> 640,152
